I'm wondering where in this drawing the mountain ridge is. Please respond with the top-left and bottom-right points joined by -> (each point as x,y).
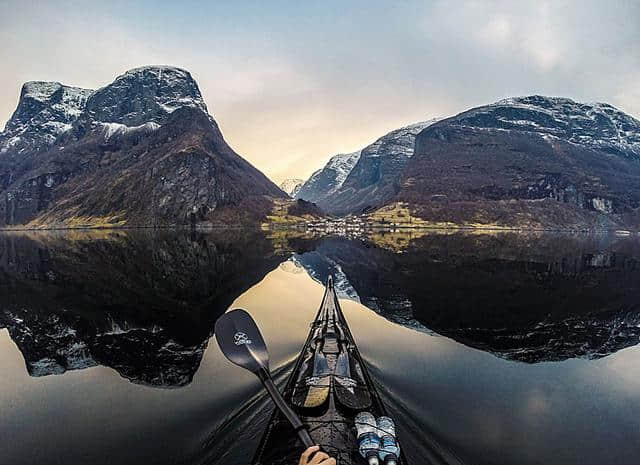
295,95 -> 640,228
452,95 -> 640,158
397,95 -> 640,229
295,150 -> 361,205
1,81 -> 92,155
0,65 -> 287,228
296,119 -> 439,214
3,79 -> 640,230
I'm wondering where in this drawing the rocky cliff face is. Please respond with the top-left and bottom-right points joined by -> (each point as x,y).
399,96 -> 640,229
0,66 -> 286,227
83,66 -> 208,126
296,150 -> 360,206
448,96 -> 640,158
297,120 -> 439,215
0,82 -> 92,157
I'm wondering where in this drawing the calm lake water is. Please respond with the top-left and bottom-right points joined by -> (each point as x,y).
1,229 -> 639,465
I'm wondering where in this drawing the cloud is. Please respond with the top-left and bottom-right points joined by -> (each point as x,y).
0,0 -> 638,183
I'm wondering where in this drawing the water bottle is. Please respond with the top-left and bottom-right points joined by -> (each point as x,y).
377,416 -> 400,465
355,411 -> 381,465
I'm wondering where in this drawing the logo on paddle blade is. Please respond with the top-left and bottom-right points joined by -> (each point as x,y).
233,331 -> 252,346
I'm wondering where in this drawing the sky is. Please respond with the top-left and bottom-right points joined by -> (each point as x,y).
0,0 -> 639,184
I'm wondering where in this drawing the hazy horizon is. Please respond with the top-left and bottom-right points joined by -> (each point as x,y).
1,0 -> 639,183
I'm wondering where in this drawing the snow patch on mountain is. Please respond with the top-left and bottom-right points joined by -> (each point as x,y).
21,81 -> 91,117
296,150 -> 361,201
360,119 -> 440,160
330,151 -> 362,189
279,178 -> 304,197
86,66 -> 208,126
22,81 -> 62,101
0,66 -> 212,156
457,95 -> 640,159
296,119 -> 441,210
1,82 -> 92,153
1,136 -> 22,154
97,121 -> 161,140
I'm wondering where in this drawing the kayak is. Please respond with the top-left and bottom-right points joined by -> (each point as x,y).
252,277 -> 406,465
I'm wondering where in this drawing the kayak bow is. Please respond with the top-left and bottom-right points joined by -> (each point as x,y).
253,276 -> 405,465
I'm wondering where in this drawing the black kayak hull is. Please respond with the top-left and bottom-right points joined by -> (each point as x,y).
252,277 -> 406,465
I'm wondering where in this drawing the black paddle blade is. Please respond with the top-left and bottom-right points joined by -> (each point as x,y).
215,309 -> 269,374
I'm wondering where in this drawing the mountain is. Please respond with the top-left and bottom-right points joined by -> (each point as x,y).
83,66 -> 208,126
296,119 -> 439,215
397,96 -> 640,229
0,82 -> 92,157
295,150 -> 360,206
279,178 -> 304,197
0,66 -> 286,228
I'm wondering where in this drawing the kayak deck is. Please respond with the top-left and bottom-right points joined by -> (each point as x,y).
252,277 -> 405,465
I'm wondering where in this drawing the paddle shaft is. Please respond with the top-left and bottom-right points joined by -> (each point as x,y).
257,367 -> 314,449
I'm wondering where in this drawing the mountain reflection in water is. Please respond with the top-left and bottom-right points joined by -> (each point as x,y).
0,229 -> 639,465
0,229 -> 284,387
293,233 -> 640,363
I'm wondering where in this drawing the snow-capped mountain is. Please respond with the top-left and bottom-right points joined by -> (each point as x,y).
328,119 -> 440,215
298,119 -> 439,214
279,178 -> 304,197
83,66 -> 209,126
0,67 -> 207,158
358,120 -> 439,160
400,95 -> 640,229
296,150 -> 360,204
452,96 -> 640,159
0,82 -> 92,155
0,65 -> 285,227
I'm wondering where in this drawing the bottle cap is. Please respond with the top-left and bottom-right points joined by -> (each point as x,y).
367,457 -> 380,465
385,460 -> 397,465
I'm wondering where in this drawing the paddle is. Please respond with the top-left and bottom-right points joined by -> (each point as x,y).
215,309 -> 315,449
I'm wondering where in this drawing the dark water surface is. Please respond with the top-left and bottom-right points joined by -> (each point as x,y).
1,229 -> 639,465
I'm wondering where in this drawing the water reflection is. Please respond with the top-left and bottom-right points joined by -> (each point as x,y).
0,229 -> 286,386
1,230 -> 640,386
293,232 -> 640,362
1,229 -> 639,465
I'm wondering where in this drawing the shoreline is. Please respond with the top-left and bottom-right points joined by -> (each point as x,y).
0,222 -> 636,235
